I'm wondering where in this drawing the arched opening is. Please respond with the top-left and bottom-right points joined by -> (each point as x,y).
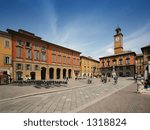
49,68 -> 54,79
63,69 -> 66,79
30,72 -> 36,80
41,67 -> 46,80
83,73 -> 86,77
56,68 -> 61,79
126,72 -> 130,77
119,72 -> 123,77
16,71 -> 23,80
68,69 -> 72,78
102,73 -> 105,76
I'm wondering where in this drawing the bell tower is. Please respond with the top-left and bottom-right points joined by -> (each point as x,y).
114,26 -> 123,54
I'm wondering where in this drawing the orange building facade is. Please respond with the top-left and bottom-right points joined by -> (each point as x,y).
7,29 -> 81,80
99,27 -> 136,77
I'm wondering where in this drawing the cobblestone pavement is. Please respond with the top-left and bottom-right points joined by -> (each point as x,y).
0,78 -> 138,113
79,83 -> 150,113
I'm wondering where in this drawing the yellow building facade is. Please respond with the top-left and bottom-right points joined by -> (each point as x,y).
135,54 -> 144,76
0,31 -> 12,76
80,56 -> 99,77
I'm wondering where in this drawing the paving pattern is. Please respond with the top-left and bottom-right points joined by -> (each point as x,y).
0,78 -> 135,113
80,83 -> 150,113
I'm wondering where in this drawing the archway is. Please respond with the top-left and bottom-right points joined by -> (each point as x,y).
68,69 -> 72,78
119,72 -> 123,77
49,68 -> 54,79
126,72 -> 130,77
56,68 -> 61,79
63,69 -> 66,79
41,67 -> 46,80
30,72 -> 36,80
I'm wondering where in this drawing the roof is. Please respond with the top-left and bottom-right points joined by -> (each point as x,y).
7,28 -> 81,54
80,55 -> 99,63
99,51 -> 136,59
141,44 -> 150,52
0,30 -> 11,37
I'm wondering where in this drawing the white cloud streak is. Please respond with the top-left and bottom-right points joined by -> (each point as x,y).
41,2 -> 150,60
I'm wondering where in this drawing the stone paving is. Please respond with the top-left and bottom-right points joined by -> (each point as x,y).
0,78 -> 135,113
80,83 -> 150,113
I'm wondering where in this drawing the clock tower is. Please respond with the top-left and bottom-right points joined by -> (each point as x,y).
114,26 -> 123,54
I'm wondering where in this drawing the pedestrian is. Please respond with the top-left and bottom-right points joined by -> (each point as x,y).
113,75 -> 118,85
101,75 -> 104,83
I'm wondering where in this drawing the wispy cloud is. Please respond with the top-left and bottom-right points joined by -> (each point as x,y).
41,2 -> 150,60
124,22 -> 150,53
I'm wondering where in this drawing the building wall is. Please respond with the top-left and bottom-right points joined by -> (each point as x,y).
80,56 -> 99,77
136,55 -> 144,76
0,32 -> 12,77
99,53 -> 136,77
142,46 -> 150,80
100,53 -> 135,68
9,30 -> 80,80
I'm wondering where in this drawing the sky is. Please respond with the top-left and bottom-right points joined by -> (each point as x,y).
0,0 -> 150,60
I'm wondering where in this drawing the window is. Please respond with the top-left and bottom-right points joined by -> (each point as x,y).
34,43 -> 39,50
126,59 -> 130,64
41,46 -> 46,51
26,49 -> 32,59
119,56 -> 123,59
16,40 -> 23,46
16,47 -> 22,58
26,42 -> 31,48
4,40 -> 10,48
68,57 -> 70,64
4,56 -> 11,64
26,64 -> 30,70
119,59 -> 123,65
113,60 -> 117,65
35,65 -> 39,70
16,64 -> 23,70
63,56 -> 66,64
77,59 -> 80,65
52,48 -> 56,54
58,55 -> 61,64
52,54 -> 56,63
34,51 -> 39,60
126,54 -> 130,58
41,52 -> 46,61
58,49 -> 61,54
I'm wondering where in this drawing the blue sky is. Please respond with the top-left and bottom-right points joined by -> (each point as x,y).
0,0 -> 150,59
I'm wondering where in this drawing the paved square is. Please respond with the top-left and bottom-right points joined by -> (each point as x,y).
0,78 -> 149,113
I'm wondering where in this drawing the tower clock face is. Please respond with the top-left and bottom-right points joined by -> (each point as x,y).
115,36 -> 120,42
